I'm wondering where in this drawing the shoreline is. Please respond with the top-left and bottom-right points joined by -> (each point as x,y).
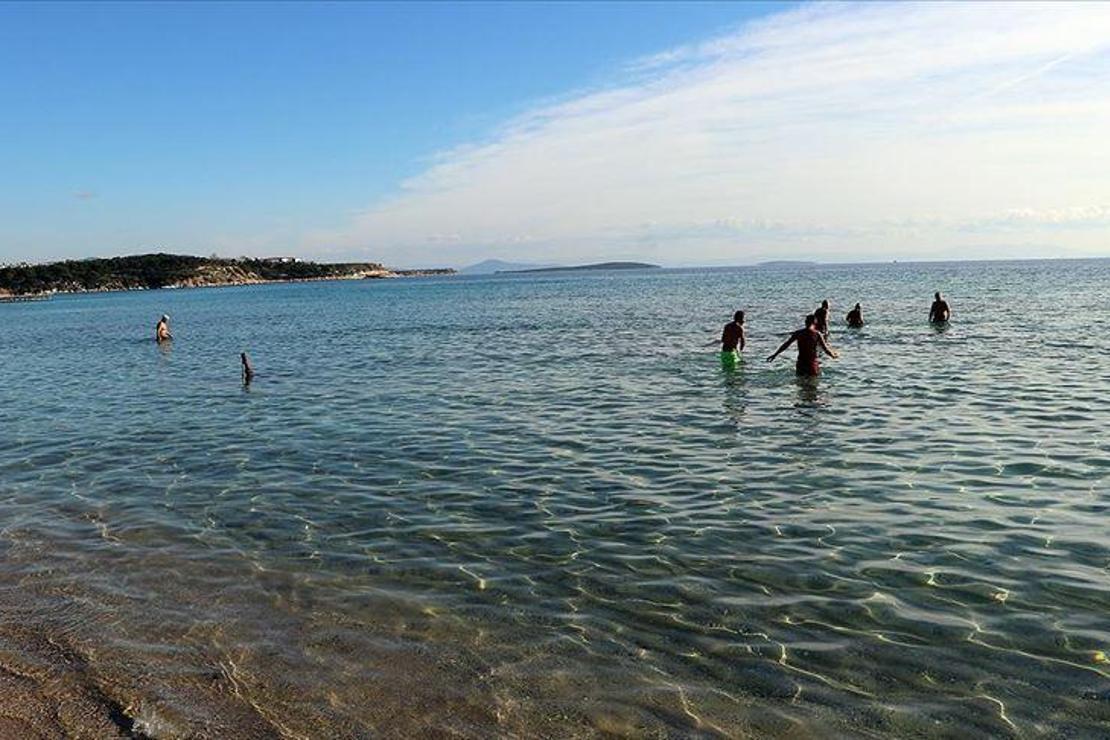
0,268 -> 457,300
0,253 -> 458,299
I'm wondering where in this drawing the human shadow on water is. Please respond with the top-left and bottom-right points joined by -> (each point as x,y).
720,361 -> 747,422
793,374 -> 826,408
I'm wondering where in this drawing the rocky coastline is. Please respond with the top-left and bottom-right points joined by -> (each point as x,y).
0,254 -> 456,297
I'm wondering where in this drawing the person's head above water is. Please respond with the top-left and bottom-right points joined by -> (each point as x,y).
733,310 -> 744,324
160,314 -> 169,322
821,300 -> 829,310
934,292 -> 942,301
854,303 -> 861,310
805,314 -> 816,328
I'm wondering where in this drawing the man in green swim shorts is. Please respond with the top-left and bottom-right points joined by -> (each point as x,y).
712,310 -> 746,366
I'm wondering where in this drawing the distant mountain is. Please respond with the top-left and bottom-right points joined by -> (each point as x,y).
503,261 -> 660,274
460,259 -> 557,275
754,260 -> 818,268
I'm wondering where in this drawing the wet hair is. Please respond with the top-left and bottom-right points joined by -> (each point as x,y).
821,300 -> 829,309
805,314 -> 816,327
733,310 -> 744,323
935,292 -> 941,300
854,303 -> 861,310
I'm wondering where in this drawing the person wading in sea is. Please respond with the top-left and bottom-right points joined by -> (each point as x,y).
241,352 -> 255,384
846,303 -> 864,328
709,310 -> 746,368
767,314 -> 838,376
814,299 -> 831,338
929,292 -> 951,323
155,314 -> 172,343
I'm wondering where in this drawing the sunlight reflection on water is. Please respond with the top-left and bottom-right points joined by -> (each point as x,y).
0,260 -> 1107,737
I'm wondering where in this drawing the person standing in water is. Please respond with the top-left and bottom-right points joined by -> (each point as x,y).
929,292 -> 950,323
710,310 -> 746,368
846,303 -> 864,327
155,314 -> 172,343
241,352 -> 255,384
814,299 -> 831,338
767,314 -> 838,376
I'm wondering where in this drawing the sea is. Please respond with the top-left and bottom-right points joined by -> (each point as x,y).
0,260 -> 1107,738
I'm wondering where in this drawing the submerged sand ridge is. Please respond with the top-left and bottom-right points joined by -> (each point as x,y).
0,505 -> 765,738
0,520 -> 520,738
0,621 -> 145,739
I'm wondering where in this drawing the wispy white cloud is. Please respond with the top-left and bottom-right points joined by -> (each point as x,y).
314,2 -> 1110,265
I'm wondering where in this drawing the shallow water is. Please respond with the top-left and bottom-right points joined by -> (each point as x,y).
0,260 -> 1107,738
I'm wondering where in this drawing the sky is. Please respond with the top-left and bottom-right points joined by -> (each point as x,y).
2,1 -> 1109,268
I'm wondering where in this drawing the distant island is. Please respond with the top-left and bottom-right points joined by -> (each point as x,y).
754,260 -> 818,268
502,261 -> 660,274
0,253 -> 455,296
459,259 -> 559,275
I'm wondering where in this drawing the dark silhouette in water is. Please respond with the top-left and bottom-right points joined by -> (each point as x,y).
846,303 -> 864,327
241,352 -> 255,384
709,310 -> 745,352
929,292 -> 950,323
814,299 -> 831,337
767,314 -> 838,376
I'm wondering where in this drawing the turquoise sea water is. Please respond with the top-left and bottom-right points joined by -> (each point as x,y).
1,261 -> 1108,737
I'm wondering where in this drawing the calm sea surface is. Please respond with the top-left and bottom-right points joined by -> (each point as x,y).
1,261 -> 1107,738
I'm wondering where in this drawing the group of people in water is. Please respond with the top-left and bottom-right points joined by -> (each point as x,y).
155,290 -> 953,382
154,313 -> 255,382
716,292 -> 951,376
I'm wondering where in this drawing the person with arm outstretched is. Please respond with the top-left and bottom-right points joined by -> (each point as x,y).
767,314 -> 838,376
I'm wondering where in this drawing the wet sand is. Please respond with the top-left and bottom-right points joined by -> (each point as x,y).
0,539 -> 517,739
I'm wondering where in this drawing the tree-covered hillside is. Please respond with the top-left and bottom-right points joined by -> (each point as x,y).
0,254 -> 386,295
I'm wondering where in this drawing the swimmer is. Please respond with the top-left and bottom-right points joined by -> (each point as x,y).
707,311 -> 745,367
155,314 -> 172,343
846,303 -> 864,328
814,299 -> 831,338
241,352 -> 255,383
712,310 -> 746,353
929,292 -> 950,323
766,314 -> 838,376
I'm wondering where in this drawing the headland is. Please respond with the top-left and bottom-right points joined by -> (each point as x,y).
0,253 -> 455,297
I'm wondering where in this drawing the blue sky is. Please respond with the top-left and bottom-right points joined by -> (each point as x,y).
3,2 -> 1109,267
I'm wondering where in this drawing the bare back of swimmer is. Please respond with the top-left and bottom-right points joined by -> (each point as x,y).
929,292 -> 950,323
767,314 -> 838,376
721,311 -> 745,352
